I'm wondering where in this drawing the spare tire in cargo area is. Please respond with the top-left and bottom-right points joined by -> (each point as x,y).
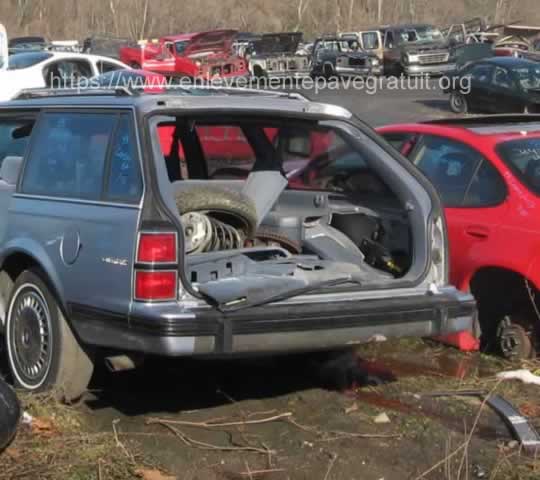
0,376 -> 20,453
175,186 -> 258,254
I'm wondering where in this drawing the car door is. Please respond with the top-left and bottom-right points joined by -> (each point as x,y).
15,111 -> 143,318
491,65 -> 523,113
383,30 -> 399,72
466,63 -> 495,111
408,134 -> 508,289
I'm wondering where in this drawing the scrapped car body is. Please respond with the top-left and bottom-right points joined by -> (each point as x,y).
444,57 -> 540,114
379,115 -> 540,359
119,30 -> 249,81
247,33 -> 311,80
0,51 -> 128,101
340,31 -> 385,63
0,88 -> 475,400
311,36 -> 382,77
380,24 -> 456,76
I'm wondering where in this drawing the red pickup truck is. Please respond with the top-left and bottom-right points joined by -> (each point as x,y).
119,30 -> 249,81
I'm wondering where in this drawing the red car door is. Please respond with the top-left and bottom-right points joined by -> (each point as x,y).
384,132 -> 509,291
445,160 -> 508,290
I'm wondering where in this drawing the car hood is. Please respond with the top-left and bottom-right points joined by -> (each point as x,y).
184,30 -> 238,57
401,41 -> 449,54
252,33 -> 303,55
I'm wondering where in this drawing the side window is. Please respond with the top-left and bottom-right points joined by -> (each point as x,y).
410,135 -> 485,206
21,113 -> 116,200
97,61 -> 121,74
0,120 -> 34,167
105,115 -> 143,202
470,64 -> 493,83
492,66 -> 514,89
464,161 -> 507,207
44,60 -> 93,87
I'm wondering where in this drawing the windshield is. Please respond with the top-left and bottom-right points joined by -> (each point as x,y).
8,51 -> 52,70
174,41 -> 189,55
498,137 -> 540,195
399,26 -> 443,44
362,32 -> 380,50
512,65 -> 540,90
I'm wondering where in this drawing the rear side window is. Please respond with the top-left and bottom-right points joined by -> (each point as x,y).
22,113 -> 116,200
498,137 -> 540,195
410,135 -> 484,206
105,115 -> 142,202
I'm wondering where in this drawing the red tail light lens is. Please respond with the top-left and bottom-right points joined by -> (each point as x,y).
137,233 -> 177,264
135,271 -> 177,301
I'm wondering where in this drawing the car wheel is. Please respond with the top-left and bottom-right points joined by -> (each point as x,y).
450,92 -> 468,114
496,314 -> 536,360
4,270 -> 94,402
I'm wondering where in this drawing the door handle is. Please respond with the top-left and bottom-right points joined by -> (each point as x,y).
465,225 -> 490,239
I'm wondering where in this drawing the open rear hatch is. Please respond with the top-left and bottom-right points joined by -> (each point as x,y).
153,114 -> 430,311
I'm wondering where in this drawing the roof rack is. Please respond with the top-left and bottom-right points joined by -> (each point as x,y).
13,85 -> 309,102
423,114 -> 540,126
14,87 -> 135,100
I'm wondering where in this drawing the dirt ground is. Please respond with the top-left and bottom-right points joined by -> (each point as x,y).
2,338 -> 540,480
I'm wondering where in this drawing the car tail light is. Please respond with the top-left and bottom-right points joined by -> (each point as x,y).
134,232 -> 178,302
137,233 -> 177,264
135,271 -> 177,301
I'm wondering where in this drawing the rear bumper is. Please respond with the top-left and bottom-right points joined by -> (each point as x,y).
69,287 -> 477,357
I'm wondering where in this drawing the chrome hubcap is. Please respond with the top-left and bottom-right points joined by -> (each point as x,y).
10,289 -> 52,384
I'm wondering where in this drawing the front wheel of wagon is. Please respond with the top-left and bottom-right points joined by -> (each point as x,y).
4,270 -> 94,402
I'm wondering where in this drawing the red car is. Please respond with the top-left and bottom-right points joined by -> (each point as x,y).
119,30 -> 248,81
377,117 -> 540,359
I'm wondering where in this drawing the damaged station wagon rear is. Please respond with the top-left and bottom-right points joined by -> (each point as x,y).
0,88 -> 475,400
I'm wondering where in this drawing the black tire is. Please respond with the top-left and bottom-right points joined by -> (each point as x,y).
450,92 -> 468,114
175,187 -> 258,236
4,270 -> 94,402
0,377 -> 20,453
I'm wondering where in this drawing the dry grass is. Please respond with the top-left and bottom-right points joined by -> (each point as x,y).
0,392 -> 162,480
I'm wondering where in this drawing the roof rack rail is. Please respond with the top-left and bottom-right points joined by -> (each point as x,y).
423,114 -> 540,126
158,84 -> 310,101
14,86 -> 135,100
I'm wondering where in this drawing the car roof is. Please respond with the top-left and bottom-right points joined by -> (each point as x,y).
379,115 -> 540,144
9,50 -> 125,63
385,24 -> 435,30
480,57 -> 538,68
1,88 -> 353,119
